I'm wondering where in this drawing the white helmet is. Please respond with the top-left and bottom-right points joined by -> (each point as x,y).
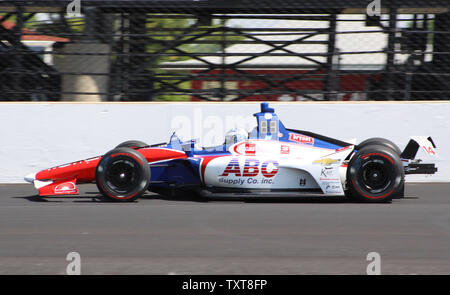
224,128 -> 248,145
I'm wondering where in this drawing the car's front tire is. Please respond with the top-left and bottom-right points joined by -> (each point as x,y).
115,140 -> 148,149
96,147 -> 150,202
346,145 -> 404,203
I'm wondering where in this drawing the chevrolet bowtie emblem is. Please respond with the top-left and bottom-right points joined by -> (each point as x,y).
313,158 -> 339,165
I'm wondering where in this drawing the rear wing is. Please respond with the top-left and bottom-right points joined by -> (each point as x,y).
401,136 -> 437,159
401,136 -> 437,175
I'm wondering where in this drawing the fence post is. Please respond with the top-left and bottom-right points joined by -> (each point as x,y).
324,13 -> 337,100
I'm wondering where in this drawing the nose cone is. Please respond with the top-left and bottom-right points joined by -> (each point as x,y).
24,173 -> 36,183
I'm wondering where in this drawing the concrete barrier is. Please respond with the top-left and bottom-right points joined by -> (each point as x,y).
0,102 -> 448,183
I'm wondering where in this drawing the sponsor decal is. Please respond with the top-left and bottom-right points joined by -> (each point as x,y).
324,182 -> 342,194
313,158 -> 339,165
261,160 -> 279,178
219,158 -> 279,185
289,133 -> 314,144
319,166 -> 340,182
326,183 -> 340,191
220,158 -> 241,177
245,143 -> 256,155
55,182 -> 77,194
280,145 -> 290,154
320,167 -> 334,178
243,159 -> 259,177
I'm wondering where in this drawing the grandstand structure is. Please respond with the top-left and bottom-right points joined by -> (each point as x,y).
0,0 -> 449,101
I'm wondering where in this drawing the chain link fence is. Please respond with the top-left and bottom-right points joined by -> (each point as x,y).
0,0 -> 449,101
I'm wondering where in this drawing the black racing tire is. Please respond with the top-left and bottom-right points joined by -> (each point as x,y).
96,147 -> 150,202
392,182 -> 405,199
346,144 -> 404,203
115,140 -> 148,149
356,137 -> 401,155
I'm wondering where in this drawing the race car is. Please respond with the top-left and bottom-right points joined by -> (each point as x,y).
24,103 -> 437,203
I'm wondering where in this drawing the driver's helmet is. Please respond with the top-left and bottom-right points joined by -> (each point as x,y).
224,128 -> 248,145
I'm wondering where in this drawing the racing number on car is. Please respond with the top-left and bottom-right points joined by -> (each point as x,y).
423,145 -> 436,155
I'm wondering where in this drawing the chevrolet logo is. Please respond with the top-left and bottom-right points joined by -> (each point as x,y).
313,158 -> 339,165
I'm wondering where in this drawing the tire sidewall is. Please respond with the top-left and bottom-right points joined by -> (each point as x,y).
96,147 -> 150,202
115,140 -> 148,149
357,137 -> 402,155
347,145 -> 404,202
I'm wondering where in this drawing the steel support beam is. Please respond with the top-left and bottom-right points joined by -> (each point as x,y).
324,13 -> 337,100
386,8 -> 397,99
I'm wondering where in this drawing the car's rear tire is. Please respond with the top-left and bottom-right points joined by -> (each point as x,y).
346,144 -> 404,203
116,140 -> 148,149
96,147 -> 150,202
356,137 -> 401,155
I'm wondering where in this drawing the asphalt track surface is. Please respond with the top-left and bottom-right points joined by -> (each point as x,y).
0,183 -> 450,275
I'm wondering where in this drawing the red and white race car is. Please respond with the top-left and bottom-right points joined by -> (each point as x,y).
25,103 -> 437,203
